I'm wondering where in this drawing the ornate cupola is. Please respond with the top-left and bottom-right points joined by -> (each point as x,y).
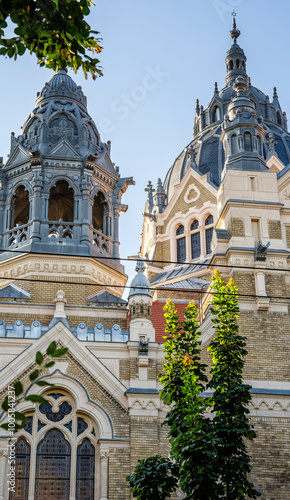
225,12 -> 248,86
128,260 -> 155,342
220,76 -> 267,173
0,70 -> 134,273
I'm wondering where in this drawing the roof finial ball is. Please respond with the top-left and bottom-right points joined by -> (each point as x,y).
230,10 -> 241,44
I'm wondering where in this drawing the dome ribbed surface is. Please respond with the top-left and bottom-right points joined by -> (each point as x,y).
48,70 -> 78,92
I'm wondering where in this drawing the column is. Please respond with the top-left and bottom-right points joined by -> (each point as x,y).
113,207 -> 120,258
255,270 -> 267,296
100,450 -> 109,500
200,224 -> 205,258
30,181 -> 43,242
80,182 -> 91,246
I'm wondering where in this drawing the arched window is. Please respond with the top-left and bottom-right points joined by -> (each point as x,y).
277,111 -> 282,125
9,438 -> 30,500
10,391 -> 98,500
48,180 -> 74,222
205,214 -> 214,255
231,134 -> 238,155
212,106 -> 221,122
176,224 -> 186,262
244,132 -> 252,152
92,191 -> 108,234
236,59 -> 240,69
11,185 -> 30,228
229,60 -> 234,70
36,429 -> 71,499
190,219 -> 201,260
77,438 -> 95,499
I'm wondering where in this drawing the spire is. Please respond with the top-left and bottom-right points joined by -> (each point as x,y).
153,178 -> 167,213
145,180 -> 155,213
214,82 -> 218,94
229,10 -> 241,44
225,11 -> 247,86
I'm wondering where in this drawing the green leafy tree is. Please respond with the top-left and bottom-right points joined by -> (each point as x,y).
126,455 -> 178,500
0,340 -> 68,431
208,270 -> 260,499
0,0 -> 102,78
159,300 -> 218,499
128,272 -> 260,500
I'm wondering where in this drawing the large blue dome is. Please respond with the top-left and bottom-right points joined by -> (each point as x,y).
163,27 -> 289,202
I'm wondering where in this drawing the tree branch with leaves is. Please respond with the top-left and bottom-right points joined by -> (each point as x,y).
0,341 -> 68,432
0,0 -> 102,78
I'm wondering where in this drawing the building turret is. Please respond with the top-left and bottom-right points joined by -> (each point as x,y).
0,70 -> 134,273
225,12 -> 247,86
128,261 -> 155,342
221,76 -> 267,173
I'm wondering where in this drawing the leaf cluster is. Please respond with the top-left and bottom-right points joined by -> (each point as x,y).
126,455 -> 178,500
0,0 -> 102,78
1,340 -> 68,431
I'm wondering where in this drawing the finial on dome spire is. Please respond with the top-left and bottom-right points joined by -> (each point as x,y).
230,10 -> 241,44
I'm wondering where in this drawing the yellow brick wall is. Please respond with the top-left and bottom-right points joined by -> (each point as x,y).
268,220 -> 282,239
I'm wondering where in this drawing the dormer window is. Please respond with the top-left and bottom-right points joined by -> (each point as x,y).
213,106 -> 221,122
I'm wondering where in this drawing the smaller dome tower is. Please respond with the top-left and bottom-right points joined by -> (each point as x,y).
225,12 -> 247,86
221,76 -> 267,173
128,261 -> 155,342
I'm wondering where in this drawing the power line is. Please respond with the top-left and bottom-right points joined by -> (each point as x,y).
0,246 -> 289,273
0,273 -> 288,301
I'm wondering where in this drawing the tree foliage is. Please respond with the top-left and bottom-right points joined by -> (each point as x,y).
127,271 -> 260,500
127,455 -> 178,500
0,341 -> 68,431
160,300 -> 218,498
0,0 -> 102,78
208,271 -> 260,499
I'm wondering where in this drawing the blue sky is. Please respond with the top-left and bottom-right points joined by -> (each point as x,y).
0,0 -> 290,290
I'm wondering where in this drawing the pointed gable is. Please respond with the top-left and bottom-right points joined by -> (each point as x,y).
5,145 -> 31,168
47,139 -> 82,159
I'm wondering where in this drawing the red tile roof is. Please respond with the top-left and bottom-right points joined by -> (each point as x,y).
151,300 -> 189,343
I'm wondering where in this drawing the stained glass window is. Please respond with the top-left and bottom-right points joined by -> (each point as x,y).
35,429 -> 71,500
177,237 -> 186,262
49,393 -> 62,400
190,219 -> 199,231
24,415 -> 33,434
65,421 -> 72,432
176,224 -> 184,235
77,417 -> 88,436
191,232 -> 201,259
206,228 -> 213,254
205,214 -> 213,226
9,438 -> 30,500
76,438 -> 95,500
38,420 -> 46,432
39,401 -> 72,422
